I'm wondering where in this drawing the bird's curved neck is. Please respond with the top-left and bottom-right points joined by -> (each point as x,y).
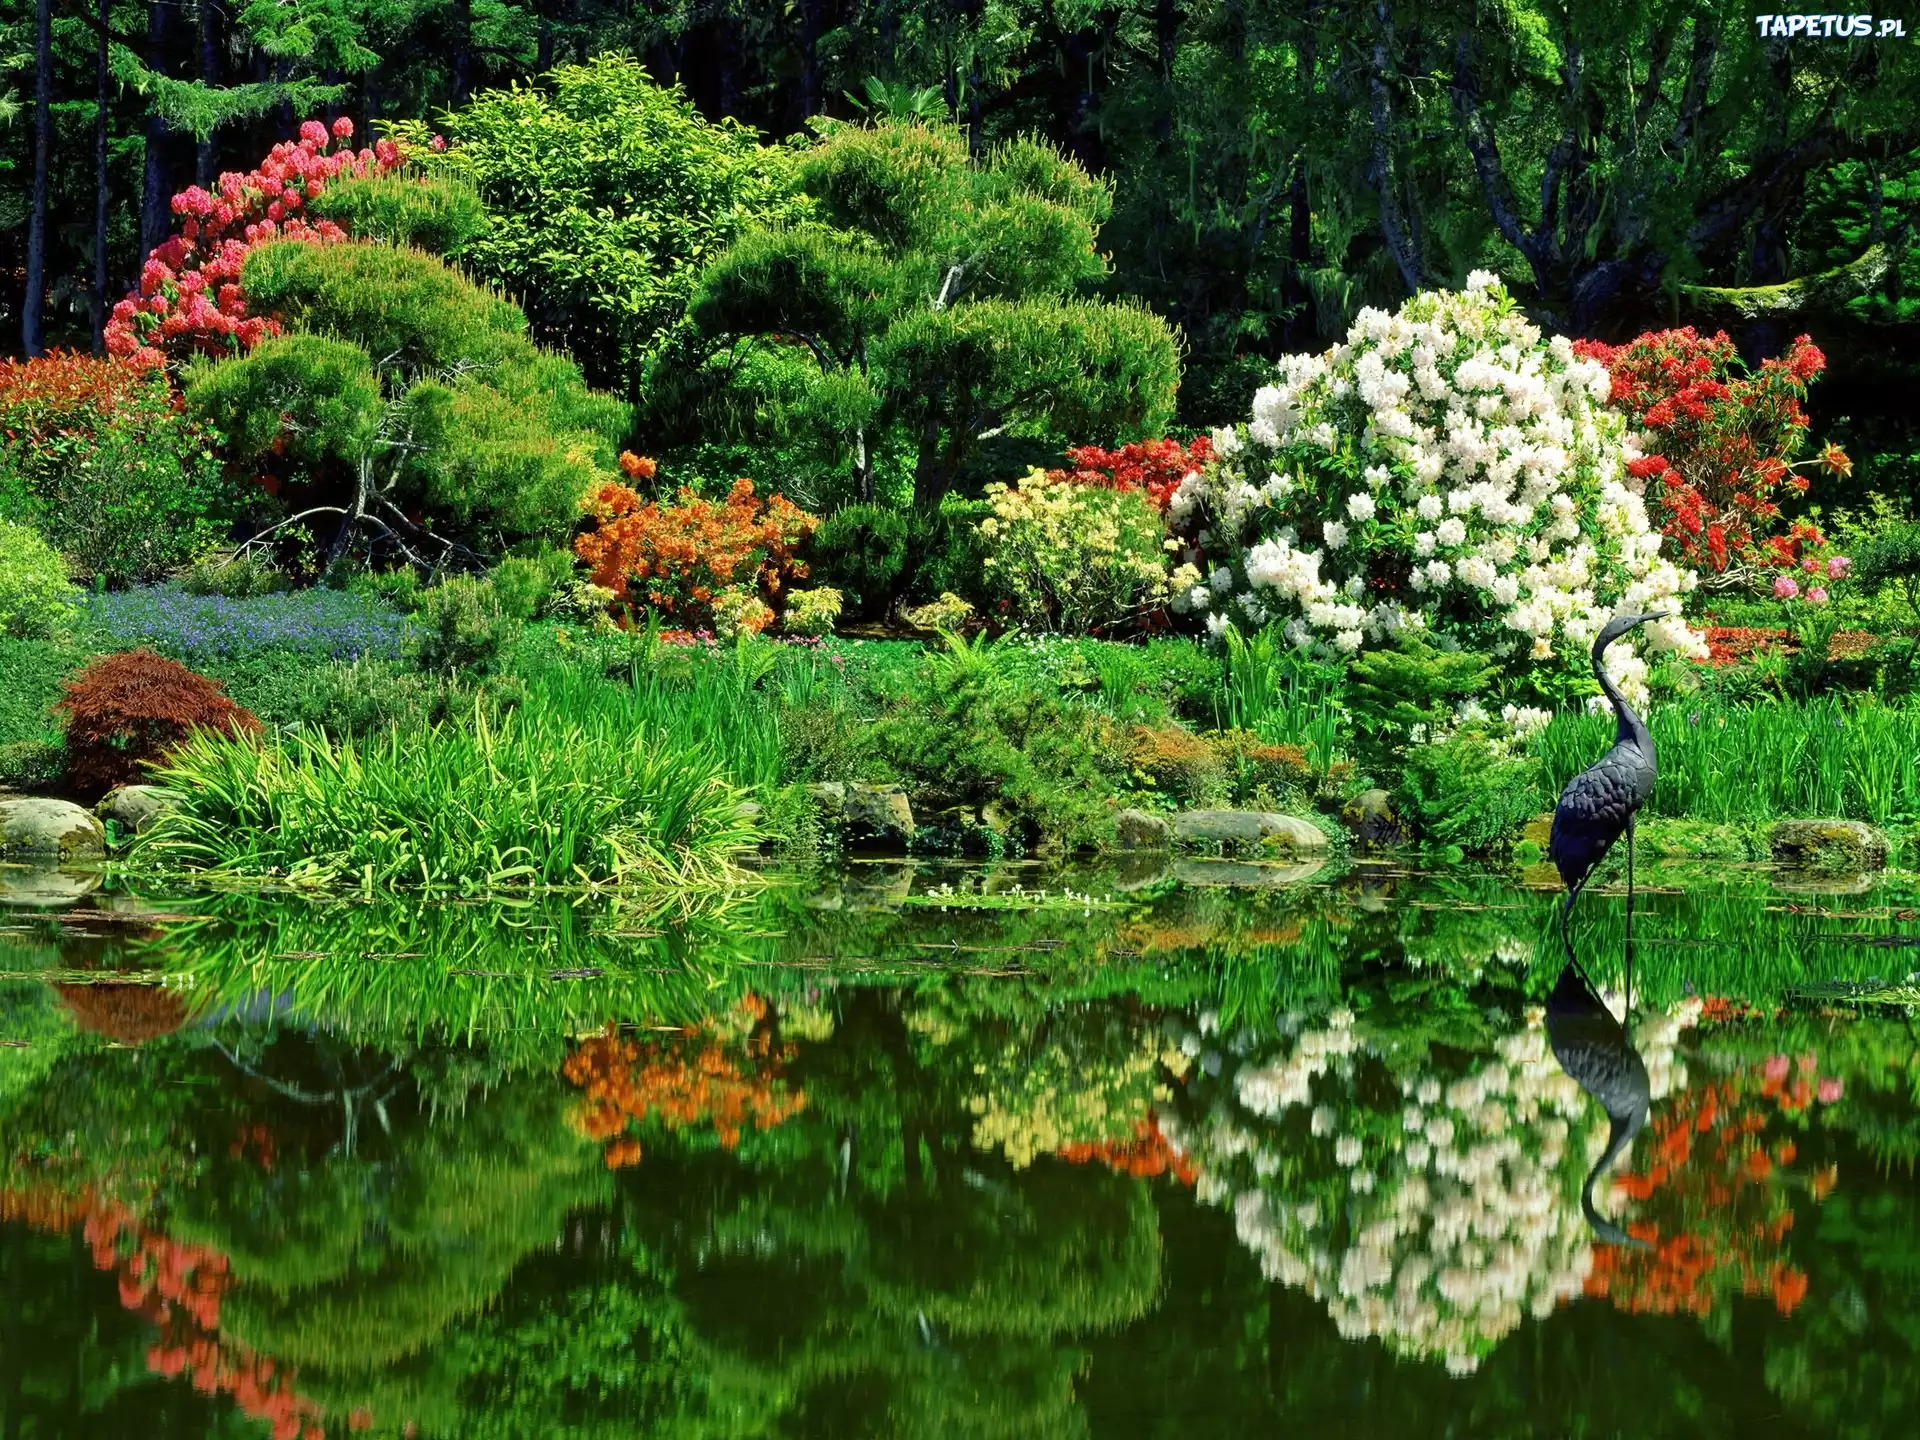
1580,1106 -> 1649,1247
1593,631 -> 1650,752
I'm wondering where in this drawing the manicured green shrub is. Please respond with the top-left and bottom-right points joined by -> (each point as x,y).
669,118 -> 1180,503
0,521 -> 78,639
860,632 -> 1131,849
187,242 -> 632,565
412,577 -> 515,675
808,505 -> 917,617
0,635 -> 83,784
1396,735 -> 1542,852
391,56 -> 806,392
307,173 -> 489,255
0,354 -> 241,587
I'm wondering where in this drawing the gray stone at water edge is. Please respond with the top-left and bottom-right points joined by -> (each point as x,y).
97,784 -> 180,838
1341,789 -> 1406,847
843,783 -> 915,847
1769,819 -> 1889,873
805,782 -> 847,816
1172,809 -> 1328,854
1112,808 -> 1172,851
0,798 -> 106,862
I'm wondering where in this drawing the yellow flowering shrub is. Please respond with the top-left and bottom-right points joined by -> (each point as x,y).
978,469 -> 1168,634
782,586 -> 843,637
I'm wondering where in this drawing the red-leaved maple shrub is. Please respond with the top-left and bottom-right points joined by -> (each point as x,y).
56,649 -> 261,796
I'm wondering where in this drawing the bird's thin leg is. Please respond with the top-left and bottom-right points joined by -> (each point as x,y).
1624,814 -> 1636,1038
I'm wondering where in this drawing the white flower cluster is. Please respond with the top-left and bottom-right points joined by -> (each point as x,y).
1159,992 -> 1700,1375
1166,273 -> 1707,706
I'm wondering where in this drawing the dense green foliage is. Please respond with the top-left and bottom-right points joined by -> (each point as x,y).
662,118 -> 1180,505
393,55 -> 808,394
0,519 -> 75,639
0,356 -> 239,585
184,241 -> 630,565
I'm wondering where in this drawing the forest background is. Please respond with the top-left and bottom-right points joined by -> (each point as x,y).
5,0 -> 1918,490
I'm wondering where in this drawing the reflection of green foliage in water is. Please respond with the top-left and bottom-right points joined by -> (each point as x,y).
176,1047 -> 607,1376
1760,1187 -> 1920,1440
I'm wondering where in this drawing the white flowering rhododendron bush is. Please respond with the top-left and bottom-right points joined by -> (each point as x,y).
1167,273 -> 1708,707
1157,992 -> 1701,1375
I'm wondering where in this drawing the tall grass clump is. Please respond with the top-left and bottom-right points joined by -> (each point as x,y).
1530,695 -> 1920,826
133,674 -> 758,892
1215,625 -> 1343,771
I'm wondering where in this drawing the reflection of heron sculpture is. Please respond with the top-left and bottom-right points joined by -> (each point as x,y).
1550,610 -> 1670,956
1546,958 -> 1651,1248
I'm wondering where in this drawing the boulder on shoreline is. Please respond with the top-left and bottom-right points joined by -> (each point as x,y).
0,798 -> 106,862
1769,819 -> 1889,873
1172,809 -> 1328,855
1113,808 -> 1172,851
97,785 -> 180,838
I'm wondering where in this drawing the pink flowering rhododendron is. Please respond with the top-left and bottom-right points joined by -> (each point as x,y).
1773,575 -> 1799,599
104,121 -> 402,370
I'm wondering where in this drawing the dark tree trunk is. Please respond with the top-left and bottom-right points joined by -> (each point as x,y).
537,5 -> 556,72
93,0 -> 110,352
1154,0 -> 1181,143
197,0 -> 225,185
1284,152 -> 1313,346
1059,29 -> 1106,174
140,2 -> 178,261
799,0 -> 823,122
452,0 -> 475,106
717,14 -> 743,118
23,0 -> 52,356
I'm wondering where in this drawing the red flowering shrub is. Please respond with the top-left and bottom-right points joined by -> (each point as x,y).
0,351 -> 237,584
574,460 -> 817,633
1048,436 -> 1213,513
106,117 -> 402,370
57,649 -> 261,796
1573,328 -> 1851,583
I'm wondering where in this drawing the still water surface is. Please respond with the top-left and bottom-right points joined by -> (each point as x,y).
2,860 -> 1917,1437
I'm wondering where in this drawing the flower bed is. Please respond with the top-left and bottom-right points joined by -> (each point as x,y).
79,586 -> 416,664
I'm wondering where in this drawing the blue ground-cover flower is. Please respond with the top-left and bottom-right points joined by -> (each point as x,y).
80,585 -> 417,663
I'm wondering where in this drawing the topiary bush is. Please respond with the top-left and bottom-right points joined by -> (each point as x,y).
0,520 -> 78,638
56,649 -> 262,798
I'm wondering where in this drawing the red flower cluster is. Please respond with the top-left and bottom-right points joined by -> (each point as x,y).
1575,329 -> 1849,577
105,117 -> 401,370
574,468 -> 817,629
1049,436 -> 1214,513
1,1180 -> 370,1439
1585,1052 -> 1832,1321
1055,1113 -> 1198,1184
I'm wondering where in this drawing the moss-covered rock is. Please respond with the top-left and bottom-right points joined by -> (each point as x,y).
1769,819 -> 1889,873
0,797 -> 106,861
1171,809 -> 1328,856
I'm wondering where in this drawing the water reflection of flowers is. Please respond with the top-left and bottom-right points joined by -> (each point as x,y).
1587,1043 -> 1842,1321
1160,999 -> 1699,1375
2,1182 -> 342,1438
562,996 -> 808,1169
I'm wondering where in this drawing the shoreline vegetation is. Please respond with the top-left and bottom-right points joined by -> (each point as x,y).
4,80 -> 1919,898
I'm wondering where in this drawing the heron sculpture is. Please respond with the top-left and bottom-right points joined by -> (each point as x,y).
1549,610 -> 1670,956
1545,957 -> 1651,1247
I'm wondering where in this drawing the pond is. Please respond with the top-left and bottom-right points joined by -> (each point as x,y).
2,859 -> 1917,1438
